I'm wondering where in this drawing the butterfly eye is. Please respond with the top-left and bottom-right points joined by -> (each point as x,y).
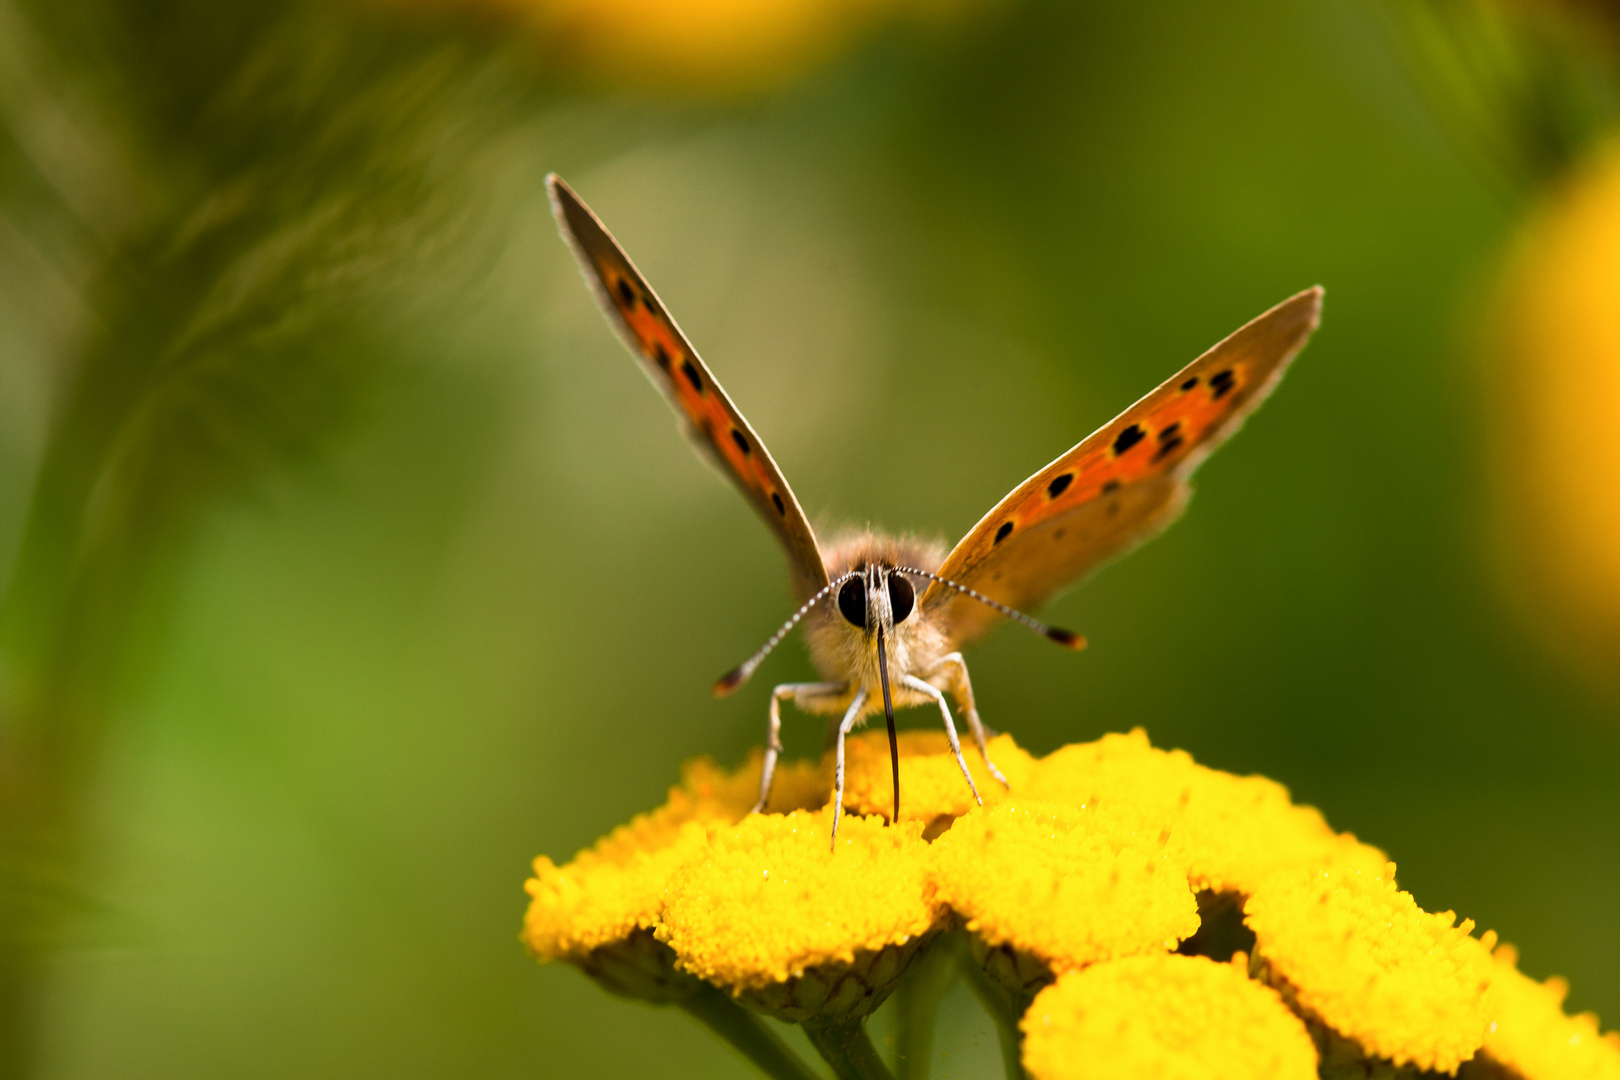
887,574 -> 915,624
837,578 -> 867,628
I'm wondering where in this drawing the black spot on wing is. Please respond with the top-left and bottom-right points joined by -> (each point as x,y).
615,277 -> 636,309
1102,479 -> 1121,493
1181,376 -> 1199,391
730,428 -> 751,455
681,360 -> 703,393
771,492 -> 786,516
1152,423 -> 1184,463
652,343 -> 671,370
1113,424 -> 1146,455
995,521 -> 1014,544
1210,369 -> 1236,400
1047,473 -> 1073,498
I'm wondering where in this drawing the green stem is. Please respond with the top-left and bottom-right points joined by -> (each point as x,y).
892,941 -> 954,1080
679,983 -> 824,1080
803,1014 -> 894,1080
953,945 -> 1028,1080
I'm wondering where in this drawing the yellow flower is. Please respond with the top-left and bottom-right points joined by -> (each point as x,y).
838,730 -> 1037,829
523,728 -> 1620,1080
656,802 -> 945,1080
1020,953 -> 1318,1080
657,808 -> 941,1015
1245,864 -> 1493,1073
1021,728 -> 1387,896
522,750 -> 823,996
930,799 -> 1199,975
1473,942 -> 1620,1080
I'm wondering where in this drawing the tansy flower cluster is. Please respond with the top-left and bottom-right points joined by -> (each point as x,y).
523,729 -> 1620,1080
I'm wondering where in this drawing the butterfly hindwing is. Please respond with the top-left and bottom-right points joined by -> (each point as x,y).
548,175 -> 830,601
924,287 -> 1323,646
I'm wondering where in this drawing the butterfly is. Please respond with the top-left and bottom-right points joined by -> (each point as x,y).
548,175 -> 1322,847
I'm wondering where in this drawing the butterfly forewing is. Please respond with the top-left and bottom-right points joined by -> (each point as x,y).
548,175 -> 830,601
924,287 -> 1323,646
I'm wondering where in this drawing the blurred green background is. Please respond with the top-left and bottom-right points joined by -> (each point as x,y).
2,0 -> 1618,1076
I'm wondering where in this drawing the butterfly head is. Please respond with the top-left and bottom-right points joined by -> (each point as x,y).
712,538 -> 1086,699
834,565 -> 916,637
816,559 -> 948,692
710,559 -> 940,698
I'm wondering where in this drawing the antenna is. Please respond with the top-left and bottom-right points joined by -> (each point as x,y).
894,567 -> 1087,650
712,572 -> 858,696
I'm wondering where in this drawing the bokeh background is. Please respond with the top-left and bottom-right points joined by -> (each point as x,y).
2,0 -> 1619,1076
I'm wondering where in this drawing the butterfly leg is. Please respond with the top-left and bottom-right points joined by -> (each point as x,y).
754,681 -> 846,815
931,653 -> 1009,788
900,674 -> 983,808
829,688 -> 870,849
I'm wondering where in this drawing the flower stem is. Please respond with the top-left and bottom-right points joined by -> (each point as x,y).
892,941 -> 954,1080
953,943 -> 1028,1080
803,1014 -> 895,1080
680,983 -> 824,1080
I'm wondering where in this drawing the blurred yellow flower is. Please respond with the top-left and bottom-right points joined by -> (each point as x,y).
374,0 -> 992,90
1479,942 -> 1620,1080
1494,139 -> 1620,687
522,728 -> 1620,1079
1020,953 -> 1318,1080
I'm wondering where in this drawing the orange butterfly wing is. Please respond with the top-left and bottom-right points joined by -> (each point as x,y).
549,175 -> 830,601
923,287 -> 1323,646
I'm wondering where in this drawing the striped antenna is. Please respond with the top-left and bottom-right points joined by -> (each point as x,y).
712,572 -> 858,696
895,567 -> 1087,650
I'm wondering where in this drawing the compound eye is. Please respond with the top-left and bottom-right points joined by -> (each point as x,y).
887,574 -> 915,623
837,577 -> 867,628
